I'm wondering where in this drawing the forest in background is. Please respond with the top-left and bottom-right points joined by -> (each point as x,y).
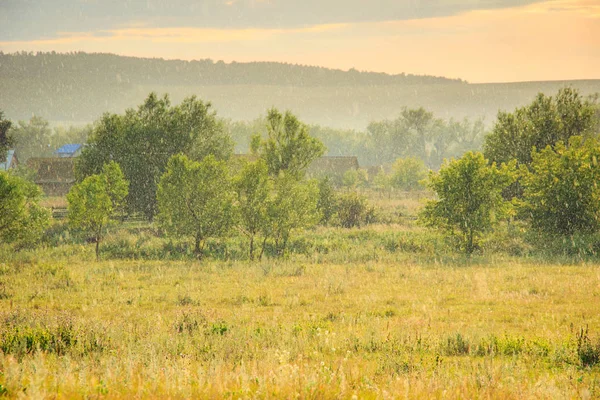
2,52 -> 600,129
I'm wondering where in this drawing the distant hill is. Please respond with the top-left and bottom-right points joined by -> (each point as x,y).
1,52 -> 599,128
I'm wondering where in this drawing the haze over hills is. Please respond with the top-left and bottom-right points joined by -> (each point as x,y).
1,52 -> 599,128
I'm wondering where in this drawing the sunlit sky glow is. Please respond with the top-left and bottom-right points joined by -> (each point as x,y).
1,0 -> 599,83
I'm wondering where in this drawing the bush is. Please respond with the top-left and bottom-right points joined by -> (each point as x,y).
577,327 -> 600,368
336,192 -> 369,228
521,136 -> 600,236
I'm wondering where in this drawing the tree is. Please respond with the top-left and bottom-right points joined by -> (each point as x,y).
11,115 -> 53,162
0,112 -> 13,163
317,177 -> 337,225
77,93 -> 233,219
234,160 -> 272,260
0,172 -> 50,248
372,167 -> 391,197
261,175 -> 320,257
390,157 -> 427,191
420,152 -> 515,254
157,155 -> 235,257
484,88 -> 598,167
521,136 -> 600,235
252,108 -> 325,178
67,162 -> 129,260
342,168 -> 368,190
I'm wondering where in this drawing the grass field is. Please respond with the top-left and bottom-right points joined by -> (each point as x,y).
1,194 -> 600,398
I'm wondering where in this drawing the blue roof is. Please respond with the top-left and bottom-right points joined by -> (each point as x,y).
55,144 -> 82,155
0,150 -> 16,171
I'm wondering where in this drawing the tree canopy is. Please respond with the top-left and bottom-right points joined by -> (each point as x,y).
0,171 -> 50,248
521,136 -> 600,235
0,112 -> 12,163
157,154 -> 235,257
77,92 -> 233,219
484,88 -> 598,167
420,152 -> 515,254
252,108 -> 325,178
67,161 -> 129,259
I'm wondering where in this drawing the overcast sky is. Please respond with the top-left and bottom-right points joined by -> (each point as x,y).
1,0 -> 599,82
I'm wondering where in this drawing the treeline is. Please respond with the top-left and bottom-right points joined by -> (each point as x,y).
6,100 -> 484,171
421,88 -> 600,253
3,87 -> 600,260
228,110 -> 485,168
1,52 -> 462,88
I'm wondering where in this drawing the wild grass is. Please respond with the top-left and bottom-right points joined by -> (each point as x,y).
1,192 -> 600,398
1,242 -> 599,398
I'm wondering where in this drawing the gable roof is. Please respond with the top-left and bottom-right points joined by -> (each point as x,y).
55,143 -> 82,155
0,150 -> 17,171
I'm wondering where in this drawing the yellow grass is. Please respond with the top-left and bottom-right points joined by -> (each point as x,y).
1,249 -> 599,398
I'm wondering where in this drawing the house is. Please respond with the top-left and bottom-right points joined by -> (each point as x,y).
27,157 -> 77,196
0,150 -> 19,171
306,156 -> 359,184
55,144 -> 83,158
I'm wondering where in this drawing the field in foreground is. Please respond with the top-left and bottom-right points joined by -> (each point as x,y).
1,243 -> 599,398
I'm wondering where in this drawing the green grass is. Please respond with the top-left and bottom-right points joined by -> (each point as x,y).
1,193 -> 600,398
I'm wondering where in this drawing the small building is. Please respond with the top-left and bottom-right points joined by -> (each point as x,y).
306,156 -> 360,184
0,150 -> 19,171
27,157 -> 77,196
55,144 -> 83,158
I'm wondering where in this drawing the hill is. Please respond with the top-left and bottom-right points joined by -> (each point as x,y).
1,52 -> 599,128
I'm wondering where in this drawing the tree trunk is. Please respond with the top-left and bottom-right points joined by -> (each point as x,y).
259,237 -> 268,261
249,235 -> 255,261
95,236 -> 100,261
194,234 -> 203,259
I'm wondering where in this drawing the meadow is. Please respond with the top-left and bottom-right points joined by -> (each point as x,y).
0,191 -> 599,399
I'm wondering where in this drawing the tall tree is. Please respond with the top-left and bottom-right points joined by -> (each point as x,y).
77,93 -> 233,219
484,88 -> 598,167
252,108 -> 325,178
157,155 -> 235,257
0,112 -> 12,163
67,161 -> 129,260
11,115 -> 53,162
234,160 -> 272,260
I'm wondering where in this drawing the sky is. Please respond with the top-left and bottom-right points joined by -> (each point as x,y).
0,0 -> 599,83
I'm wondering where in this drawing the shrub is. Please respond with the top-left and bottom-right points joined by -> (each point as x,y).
336,192 -> 369,228
521,136 -> 600,236
577,327 -> 600,368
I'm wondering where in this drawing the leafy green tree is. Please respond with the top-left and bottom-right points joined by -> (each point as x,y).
0,172 -> 50,247
521,136 -> 600,235
420,152 -> 515,254
77,93 -> 233,219
317,177 -> 337,225
234,160 -> 272,260
253,108 -> 325,178
11,115 -> 53,162
102,161 -> 129,218
484,88 -> 598,167
157,154 -> 235,257
67,162 -> 129,260
261,175 -> 319,258
390,157 -> 427,191
0,112 -> 13,163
